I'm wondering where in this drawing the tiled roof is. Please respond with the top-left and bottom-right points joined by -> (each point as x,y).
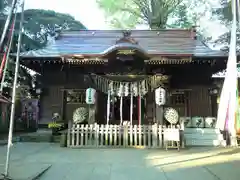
19,30 -> 227,58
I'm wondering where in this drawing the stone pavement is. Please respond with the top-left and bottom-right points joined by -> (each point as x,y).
0,143 -> 240,180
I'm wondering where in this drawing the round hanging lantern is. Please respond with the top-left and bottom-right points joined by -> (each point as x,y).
155,87 -> 166,106
85,88 -> 96,104
164,107 -> 179,124
73,107 -> 88,124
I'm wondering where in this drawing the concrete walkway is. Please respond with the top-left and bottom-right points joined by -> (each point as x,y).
0,143 -> 240,180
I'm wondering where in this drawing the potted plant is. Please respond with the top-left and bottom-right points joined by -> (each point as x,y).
48,113 -> 64,135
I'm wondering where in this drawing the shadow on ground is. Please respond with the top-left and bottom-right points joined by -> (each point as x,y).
0,143 -> 240,180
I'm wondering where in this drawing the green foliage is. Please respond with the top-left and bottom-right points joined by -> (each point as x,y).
167,4 -> 194,29
97,0 -> 143,29
22,9 -> 86,34
0,7 -> 86,98
212,1 -> 239,52
97,0 -> 211,29
1,9 -> 87,52
14,9 -> 86,51
0,0 -> 10,14
97,0 -> 218,44
97,0 -> 187,29
213,0 -> 232,25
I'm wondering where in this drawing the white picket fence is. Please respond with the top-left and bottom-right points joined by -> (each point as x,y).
67,124 -> 183,148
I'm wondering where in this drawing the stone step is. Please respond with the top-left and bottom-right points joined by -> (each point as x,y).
184,128 -> 221,134
186,139 -> 226,146
184,133 -> 224,140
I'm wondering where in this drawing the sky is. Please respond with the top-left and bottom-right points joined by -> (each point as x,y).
24,0 -> 228,39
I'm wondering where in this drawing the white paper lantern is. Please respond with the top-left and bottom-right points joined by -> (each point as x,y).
85,88 -> 96,104
155,87 -> 166,105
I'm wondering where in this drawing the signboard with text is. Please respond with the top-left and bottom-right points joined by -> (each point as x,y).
163,128 -> 180,141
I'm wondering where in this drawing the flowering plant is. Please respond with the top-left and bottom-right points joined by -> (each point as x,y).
48,113 -> 64,129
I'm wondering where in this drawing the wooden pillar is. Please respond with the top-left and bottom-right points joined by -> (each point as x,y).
61,70 -> 67,123
60,89 -> 67,122
156,105 -> 164,125
107,90 -> 111,125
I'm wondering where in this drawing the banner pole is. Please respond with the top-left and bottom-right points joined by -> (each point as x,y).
3,0 -> 25,178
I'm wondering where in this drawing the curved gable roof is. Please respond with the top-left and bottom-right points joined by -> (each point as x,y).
19,29 -> 227,58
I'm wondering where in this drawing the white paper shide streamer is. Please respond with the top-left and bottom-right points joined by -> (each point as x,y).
118,83 -> 124,124
106,83 -> 113,125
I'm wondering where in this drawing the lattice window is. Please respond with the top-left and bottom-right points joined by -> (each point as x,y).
66,89 -> 86,104
171,93 -> 185,105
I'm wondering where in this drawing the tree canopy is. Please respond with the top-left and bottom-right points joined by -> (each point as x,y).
213,0 -> 240,51
97,0 -> 213,29
97,0 -> 185,29
0,6 -> 86,98
14,9 -> 86,52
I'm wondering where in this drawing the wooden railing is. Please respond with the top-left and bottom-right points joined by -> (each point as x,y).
67,124 -> 182,149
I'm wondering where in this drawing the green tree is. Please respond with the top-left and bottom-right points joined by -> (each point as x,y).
0,7 -> 86,97
97,0 -> 186,29
213,0 -> 239,51
0,0 -> 10,14
1,8 -> 86,52
97,0 -> 212,29
167,4 -> 193,28
15,9 -> 86,52
214,0 -> 232,25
